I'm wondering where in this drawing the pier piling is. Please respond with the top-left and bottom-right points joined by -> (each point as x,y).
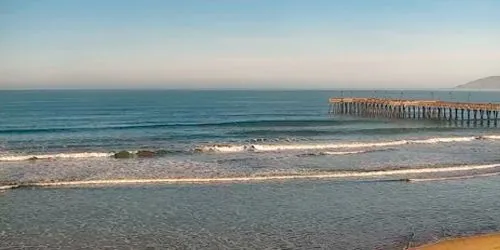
329,97 -> 500,126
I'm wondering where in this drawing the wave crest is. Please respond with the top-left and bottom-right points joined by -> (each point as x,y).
3,134 -> 500,161
196,135 -> 500,153
0,152 -> 113,162
302,148 -> 394,156
6,163 -> 500,189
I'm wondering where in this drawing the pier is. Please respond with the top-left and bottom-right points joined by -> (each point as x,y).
329,97 -> 500,125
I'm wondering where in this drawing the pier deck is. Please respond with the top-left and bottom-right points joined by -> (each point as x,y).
329,97 -> 500,124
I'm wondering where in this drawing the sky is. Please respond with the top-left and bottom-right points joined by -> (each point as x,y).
0,0 -> 499,89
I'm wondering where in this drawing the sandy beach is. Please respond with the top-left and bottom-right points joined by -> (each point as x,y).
413,233 -> 500,250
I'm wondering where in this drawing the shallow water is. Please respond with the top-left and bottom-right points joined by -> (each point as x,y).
2,176 -> 500,249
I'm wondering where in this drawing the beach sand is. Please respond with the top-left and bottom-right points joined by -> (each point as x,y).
413,233 -> 500,250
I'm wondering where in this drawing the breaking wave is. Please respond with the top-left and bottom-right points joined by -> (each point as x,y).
0,185 -> 19,190
411,137 -> 477,144
198,135 -> 500,153
320,150 -> 371,156
2,134 -> 500,162
0,152 -> 113,162
483,135 -> 500,140
0,149 -> 188,162
231,127 -> 459,137
300,148 -> 394,157
2,163 -> 500,190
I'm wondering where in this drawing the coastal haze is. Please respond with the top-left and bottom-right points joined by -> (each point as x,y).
1,0 -> 500,89
456,76 -> 500,89
1,1 -> 500,250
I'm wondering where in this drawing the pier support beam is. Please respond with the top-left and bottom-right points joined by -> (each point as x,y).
328,97 -> 500,127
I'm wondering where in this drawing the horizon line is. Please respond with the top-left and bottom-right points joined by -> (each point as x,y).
0,87 -> 489,91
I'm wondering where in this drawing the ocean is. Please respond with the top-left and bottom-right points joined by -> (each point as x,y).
2,90 -> 500,249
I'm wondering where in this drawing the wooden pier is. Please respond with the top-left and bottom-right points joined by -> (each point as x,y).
329,97 -> 500,125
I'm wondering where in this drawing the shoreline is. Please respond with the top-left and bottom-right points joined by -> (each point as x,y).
412,232 -> 500,250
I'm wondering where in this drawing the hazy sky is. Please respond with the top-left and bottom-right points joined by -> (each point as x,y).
1,0 -> 499,89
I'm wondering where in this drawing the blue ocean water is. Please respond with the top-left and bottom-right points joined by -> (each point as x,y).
0,90 -> 334,152
2,90 -> 500,249
1,90 -> 500,184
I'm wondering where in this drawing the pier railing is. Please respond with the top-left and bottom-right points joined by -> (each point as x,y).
329,97 -> 500,124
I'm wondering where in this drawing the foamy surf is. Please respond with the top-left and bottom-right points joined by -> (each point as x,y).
411,136 -> 477,144
321,150 -> 369,155
197,145 -> 247,153
0,185 -> 20,190
301,150 -> 376,156
483,135 -> 500,140
0,152 -> 114,162
198,134 -> 500,153
252,140 -> 408,152
318,148 -> 395,156
2,134 -> 500,161
199,141 -> 408,153
8,163 -> 500,189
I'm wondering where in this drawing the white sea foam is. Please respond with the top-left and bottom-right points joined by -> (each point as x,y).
251,140 -> 408,152
16,163 -> 500,188
483,135 -> 500,140
200,134 -> 500,153
0,152 -> 113,162
197,145 -> 247,153
0,185 -> 19,190
299,150 -> 370,157
411,137 -> 477,144
3,134 -> 500,161
320,150 -> 370,155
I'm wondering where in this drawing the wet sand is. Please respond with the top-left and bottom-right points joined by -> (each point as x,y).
413,233 -> 500,250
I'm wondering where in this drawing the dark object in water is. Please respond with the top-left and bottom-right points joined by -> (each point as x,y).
28,156 -> 39,161
114,151 -> 133,159
136,150 -> 156,158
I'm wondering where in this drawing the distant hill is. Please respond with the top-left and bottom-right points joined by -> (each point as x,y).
456,76 -> 500,89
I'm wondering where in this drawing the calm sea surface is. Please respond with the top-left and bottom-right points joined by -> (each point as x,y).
1,90 -> 500,249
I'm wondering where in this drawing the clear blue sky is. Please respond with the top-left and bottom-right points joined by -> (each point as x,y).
1,0 -> 499,89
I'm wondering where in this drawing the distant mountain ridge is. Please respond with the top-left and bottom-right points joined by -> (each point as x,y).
456,76 -> 500,89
